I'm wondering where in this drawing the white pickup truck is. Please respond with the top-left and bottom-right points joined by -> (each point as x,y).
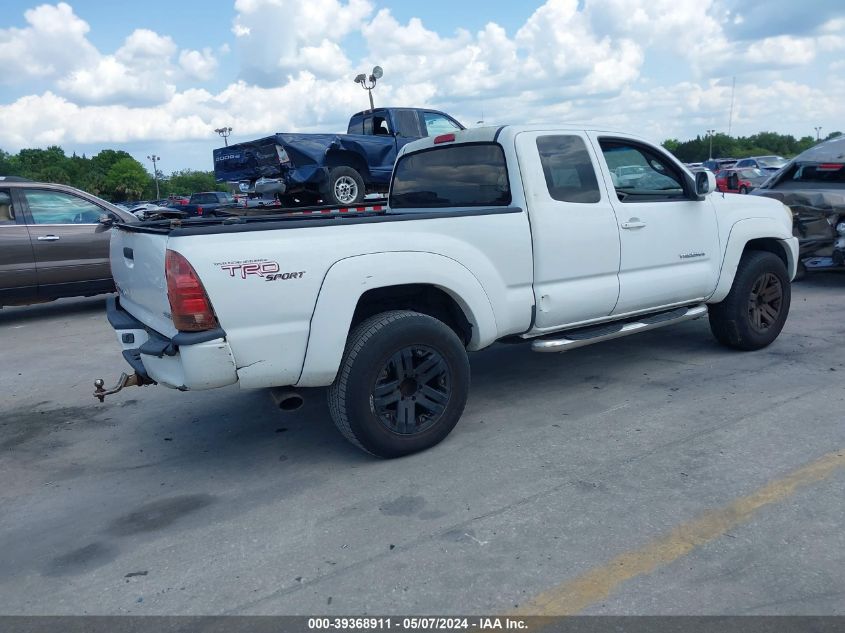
97,125 -> 798,457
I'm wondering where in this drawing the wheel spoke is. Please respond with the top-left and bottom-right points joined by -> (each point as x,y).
416,354 -> 446,384
374,378 -> 400,397
761,304 -> 779,326
420,385 -> 448,405
760,285 -> 781,302
390,349 -> 415,379
373,389 -> 401,408
396,399 -> 415,433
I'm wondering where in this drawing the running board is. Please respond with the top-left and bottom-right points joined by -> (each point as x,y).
531,305 -> 708,353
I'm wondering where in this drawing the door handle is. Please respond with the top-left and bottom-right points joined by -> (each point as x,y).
620,219 -> 646,230
37,235 -> 61,241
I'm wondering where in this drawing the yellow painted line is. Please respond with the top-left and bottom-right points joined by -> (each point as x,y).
512,449 -> 845,616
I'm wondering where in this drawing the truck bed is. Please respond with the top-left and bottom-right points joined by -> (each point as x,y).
114,205 -> 523,237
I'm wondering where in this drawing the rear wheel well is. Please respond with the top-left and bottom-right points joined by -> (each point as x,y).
744,238 -> 788,268
351,285 -> 473,346
325,151 -> 369,180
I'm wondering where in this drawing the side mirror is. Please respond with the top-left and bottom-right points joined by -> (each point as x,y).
695,171 -> 716,198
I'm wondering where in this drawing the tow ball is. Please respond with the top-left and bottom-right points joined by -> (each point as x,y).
93,373 -> 155,402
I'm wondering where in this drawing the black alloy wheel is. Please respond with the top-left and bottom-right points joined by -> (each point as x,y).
372,345 -> 451,435
747,272 -> 783,332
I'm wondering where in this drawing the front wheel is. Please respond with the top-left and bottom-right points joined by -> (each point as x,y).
321,166 -> 365,206
708,251 -> 791,350
327,310 -> 470,457
739,185 -> 748,194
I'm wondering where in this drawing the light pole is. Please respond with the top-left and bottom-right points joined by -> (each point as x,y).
354,66 -> 383,111
707,129 -> 716,160
215,126 -> 232,146
146,154 -> 160,199
815,126 -> 822,142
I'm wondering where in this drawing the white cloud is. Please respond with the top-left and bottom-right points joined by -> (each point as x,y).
0,0 -> 844,160
2,5 -> 217,106
54,26 -> 218,105
232,0 -> 372,83
0,2 -> 98,82
180,48 -> 219,81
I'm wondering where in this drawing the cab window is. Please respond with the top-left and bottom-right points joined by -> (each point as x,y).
599,139 -> 686,202
391,143 -> 510,208
536,135 -> 600,203
23,190 -> 104,224
423,112 -> 462,136
373,116 -> 391,135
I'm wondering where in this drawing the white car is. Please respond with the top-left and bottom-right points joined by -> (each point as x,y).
98,125 -> 798,457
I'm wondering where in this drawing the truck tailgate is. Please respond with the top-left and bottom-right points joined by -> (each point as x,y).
110,227 -> 177,337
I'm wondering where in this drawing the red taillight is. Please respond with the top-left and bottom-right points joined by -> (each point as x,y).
197,206 -> 203,215
165,250 -> 217,331
434,133 -> 455,144
817,163 -> 844,171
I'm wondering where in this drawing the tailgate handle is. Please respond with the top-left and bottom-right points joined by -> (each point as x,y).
123,247 -> 134,260
37,235 -> 60,242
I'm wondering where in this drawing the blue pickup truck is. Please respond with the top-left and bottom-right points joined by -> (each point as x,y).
212,107 -> 464,206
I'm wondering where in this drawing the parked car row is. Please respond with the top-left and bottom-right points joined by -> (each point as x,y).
715,168 -> 768,194
691,156 -> 788,177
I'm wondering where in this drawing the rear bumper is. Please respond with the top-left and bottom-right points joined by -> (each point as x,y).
107,296 -> 238,390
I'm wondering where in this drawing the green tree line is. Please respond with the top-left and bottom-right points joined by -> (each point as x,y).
663,130 -> 842,163
0,146 -> 227,203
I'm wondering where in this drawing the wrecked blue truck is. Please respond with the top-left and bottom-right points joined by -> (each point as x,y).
212,107 -> 465,206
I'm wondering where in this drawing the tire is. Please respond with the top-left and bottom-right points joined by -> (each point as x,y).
327,310 -> 470,458
708,251 -> 791,351
321,166 -> 365,206
739,185 -> 748,194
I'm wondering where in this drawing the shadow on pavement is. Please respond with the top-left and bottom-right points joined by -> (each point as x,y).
0,295 -> 108,326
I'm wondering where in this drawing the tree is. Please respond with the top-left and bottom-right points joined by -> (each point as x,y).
104,157 -> 151,202
167,169 -> 227,195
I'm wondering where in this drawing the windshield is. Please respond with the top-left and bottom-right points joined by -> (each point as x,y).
738,169 -> 764,179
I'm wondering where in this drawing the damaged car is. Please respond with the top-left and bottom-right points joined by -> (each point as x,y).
752,136 -> 845,275
212,107 -> 464,206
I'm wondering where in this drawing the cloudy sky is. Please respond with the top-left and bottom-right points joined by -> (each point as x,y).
1,0 -> 844,172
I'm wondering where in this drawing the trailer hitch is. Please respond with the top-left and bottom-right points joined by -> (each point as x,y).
93,372 -> 155,402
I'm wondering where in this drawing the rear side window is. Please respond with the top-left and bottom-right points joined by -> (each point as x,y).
392,110 -> 425,137
192,193 -> 219,204
390,143 -> 511,208
536,135 -> 600,203
347,116 -> 363,135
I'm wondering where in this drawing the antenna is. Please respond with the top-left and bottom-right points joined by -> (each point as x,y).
727,76 -> 736,137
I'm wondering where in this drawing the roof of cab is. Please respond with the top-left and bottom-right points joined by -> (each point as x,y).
399,123 -> 634,158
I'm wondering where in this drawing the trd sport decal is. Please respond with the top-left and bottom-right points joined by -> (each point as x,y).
214,259 -> 305,281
